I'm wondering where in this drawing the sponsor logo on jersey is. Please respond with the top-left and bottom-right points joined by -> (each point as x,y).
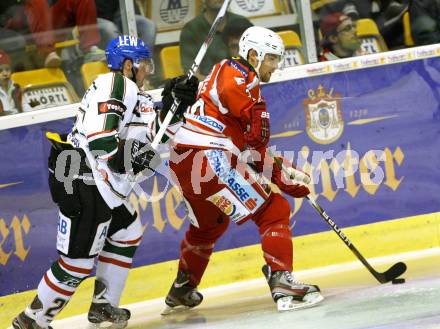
244,198 -> 257,210
205,150 -> 265,212
209,141 -> 227,147
160,0 -> 189,24
138,102 -> 154,113
303,85 -> 344,144
206,188 -> 250,223
228,60 -> 248,78
137,93 -> 154,113
209,195 -> 236,216
192,115 -> 225,133
98,100 -> 126,116
225,177 -> 250,202
235,0 -> 265,12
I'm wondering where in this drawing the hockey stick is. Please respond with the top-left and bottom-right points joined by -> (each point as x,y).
150,0 -> 231,150
129,0 -> 231,196
305,196 -> 407,283
270,152 -> 407,284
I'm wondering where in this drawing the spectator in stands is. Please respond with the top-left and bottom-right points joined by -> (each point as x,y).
0,0 -> 61,69
319,12 -> 361,61
180,0 -> 252,80
409,0 -> 440,45
95,0 -> 156,52
222,18 -> 253,57
313,0 -> 408,49
49,0 -> 105,63
0,49 -> 24,115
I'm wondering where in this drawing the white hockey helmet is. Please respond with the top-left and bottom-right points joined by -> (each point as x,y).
238,26 -> 285,68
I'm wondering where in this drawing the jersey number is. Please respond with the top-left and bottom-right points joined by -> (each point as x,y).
45,298 -> 67,318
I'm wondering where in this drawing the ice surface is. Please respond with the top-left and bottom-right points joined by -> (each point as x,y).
147,276 -> 440,329
50,249 -> 440,329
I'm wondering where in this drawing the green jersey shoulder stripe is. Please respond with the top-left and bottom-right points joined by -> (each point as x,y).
110,72 -> 126,101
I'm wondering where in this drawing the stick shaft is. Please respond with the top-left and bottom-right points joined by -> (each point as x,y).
305,196 -> 382,281
151,0 -> 231,149
267,148 -> 404,283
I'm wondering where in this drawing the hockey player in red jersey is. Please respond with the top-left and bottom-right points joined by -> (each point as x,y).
163,26 -> 324,314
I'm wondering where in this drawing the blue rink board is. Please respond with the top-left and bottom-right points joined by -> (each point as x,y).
1,57 -> 440,296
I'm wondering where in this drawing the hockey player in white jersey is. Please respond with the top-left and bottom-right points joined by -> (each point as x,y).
12,35 -> 198,329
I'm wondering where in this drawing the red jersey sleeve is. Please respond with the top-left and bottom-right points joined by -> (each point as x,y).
216,60 -> 258,118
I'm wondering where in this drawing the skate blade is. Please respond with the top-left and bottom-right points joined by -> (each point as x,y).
87,320 -> 128,329
276,292 -> 324,312
161,304 -> 191,316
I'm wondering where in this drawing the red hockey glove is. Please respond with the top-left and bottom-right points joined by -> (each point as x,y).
271,157 -> 310,198
242,102 -> 270,149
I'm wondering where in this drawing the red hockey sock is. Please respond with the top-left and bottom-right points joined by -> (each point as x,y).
253,194 -> 293,272
260,224 -> 293,272
178,237 -> 214,286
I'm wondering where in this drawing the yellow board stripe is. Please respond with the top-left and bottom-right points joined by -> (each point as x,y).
1,212 -> 439,327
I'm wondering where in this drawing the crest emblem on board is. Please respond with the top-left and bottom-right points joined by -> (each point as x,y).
303,85 -> 344,144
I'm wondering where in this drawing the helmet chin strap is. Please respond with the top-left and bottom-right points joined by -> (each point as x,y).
254,54 -> 264,78
255,59 -> 262,75
130,66 -> 139,83
254,50 -> 264,76
120,58 -> 138,83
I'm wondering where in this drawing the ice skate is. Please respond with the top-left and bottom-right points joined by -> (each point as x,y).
87,280 -> 131,329
262,265 -> 324,311
161,270 -> 203,315
12,296 -> 53,329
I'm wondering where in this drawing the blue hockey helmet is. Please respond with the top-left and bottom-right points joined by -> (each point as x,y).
105,35 -> 152,71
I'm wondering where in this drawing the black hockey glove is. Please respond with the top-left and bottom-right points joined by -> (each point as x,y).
130,140 -> 161,176
161,75 -> 199,119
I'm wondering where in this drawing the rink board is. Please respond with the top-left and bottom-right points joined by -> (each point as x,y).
1,211 -> 439,327
1,54 -> 440,300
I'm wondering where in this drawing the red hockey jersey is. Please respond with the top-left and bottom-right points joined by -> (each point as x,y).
173,56 -> 264,153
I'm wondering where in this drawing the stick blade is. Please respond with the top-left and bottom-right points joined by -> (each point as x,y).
380,262 -> 407,283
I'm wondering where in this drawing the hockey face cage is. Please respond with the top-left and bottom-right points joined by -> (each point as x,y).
133,58 -> 155,75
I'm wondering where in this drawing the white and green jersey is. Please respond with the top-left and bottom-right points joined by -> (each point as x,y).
68,72 -> 158,208
72,72 -> 138,158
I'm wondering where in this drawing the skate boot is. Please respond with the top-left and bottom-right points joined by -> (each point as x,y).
161,270 -> 203,315
262,265 -> 324,311
12,296 -> 53,329
87,280 -> 131,329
